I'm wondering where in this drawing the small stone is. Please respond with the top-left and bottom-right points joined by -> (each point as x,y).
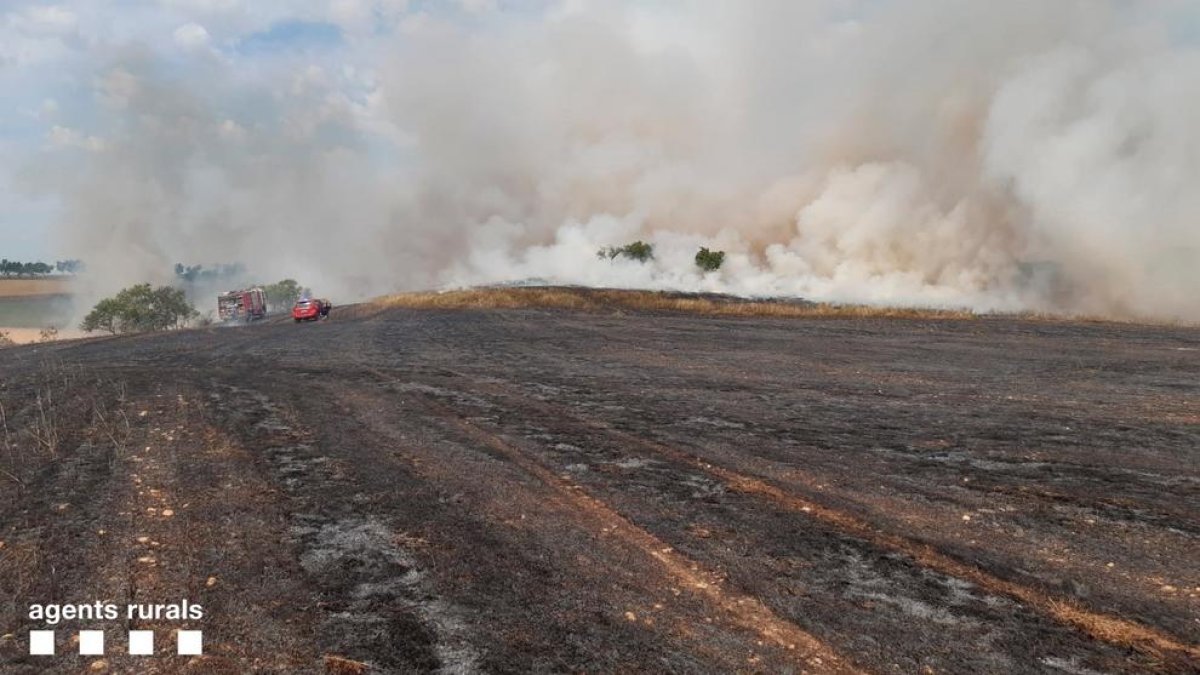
1106,562 -> 1115,568
1161,585 -> 1177,593
161,509 -> 175,517
90,659 -> 108,672
137,556 -> 155,564
624,611 -> 637,622
136,536 -> 149,544
962,515 -> 972,522
206,576 -> 218,587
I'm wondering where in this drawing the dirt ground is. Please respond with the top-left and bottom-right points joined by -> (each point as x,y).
0,295 -> 1196,673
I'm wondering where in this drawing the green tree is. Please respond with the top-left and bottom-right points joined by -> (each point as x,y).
597,241 -> 655,263
263,279 -> 303,312
80,284 -> 197,334
80,297 -> 123,334
694,247 -> 726,272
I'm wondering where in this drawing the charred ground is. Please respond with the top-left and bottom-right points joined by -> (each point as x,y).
0,290 -> 1197,673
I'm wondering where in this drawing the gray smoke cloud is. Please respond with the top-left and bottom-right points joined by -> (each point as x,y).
29,0 -> 1200,320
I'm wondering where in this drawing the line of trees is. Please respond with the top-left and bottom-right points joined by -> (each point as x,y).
0,259 -> 83,276
174,262 -> 246,284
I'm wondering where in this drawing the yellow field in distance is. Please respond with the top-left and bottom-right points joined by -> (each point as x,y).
0,277 -> 74,297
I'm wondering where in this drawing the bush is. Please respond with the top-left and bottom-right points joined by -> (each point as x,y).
695,247 -> 726,272
598,241 -> 655,263
81,284 -> 197,334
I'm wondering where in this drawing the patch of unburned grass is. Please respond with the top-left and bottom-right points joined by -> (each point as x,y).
0,277 -> 73,298
373,286 -> 979,321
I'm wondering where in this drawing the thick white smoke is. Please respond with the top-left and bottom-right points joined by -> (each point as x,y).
31,0 -> 1200,320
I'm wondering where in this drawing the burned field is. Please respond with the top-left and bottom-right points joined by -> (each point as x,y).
0,296 -> 1197,673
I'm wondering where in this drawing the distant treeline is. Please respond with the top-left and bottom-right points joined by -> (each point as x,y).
0,259 -> 83,277
174,263 -> 247,284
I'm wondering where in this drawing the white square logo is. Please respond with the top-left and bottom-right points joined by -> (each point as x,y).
175,629 -> 201,653
79,630 -> 105,655
29,630 -> 54,655
128,630 -> 154,655
177,630 -> 203,655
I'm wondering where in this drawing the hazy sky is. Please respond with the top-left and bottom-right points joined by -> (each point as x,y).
0,0 -> 537,260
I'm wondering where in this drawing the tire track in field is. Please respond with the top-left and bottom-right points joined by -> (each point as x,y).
396,387 -> 860,674
453,374 -> 1200,669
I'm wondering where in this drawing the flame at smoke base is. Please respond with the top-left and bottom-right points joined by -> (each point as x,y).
30,1 -> 1200,321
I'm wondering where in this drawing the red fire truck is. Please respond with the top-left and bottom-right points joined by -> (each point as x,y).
217,288 -> 268,322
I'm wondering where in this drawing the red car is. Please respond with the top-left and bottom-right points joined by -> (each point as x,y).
292,298 -> 331,322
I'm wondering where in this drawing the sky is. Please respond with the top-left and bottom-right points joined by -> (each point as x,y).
0,0 -> 515,260
2,1 -> 1199,321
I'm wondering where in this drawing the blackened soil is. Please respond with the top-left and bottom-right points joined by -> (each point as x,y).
1,302 -> 1197,674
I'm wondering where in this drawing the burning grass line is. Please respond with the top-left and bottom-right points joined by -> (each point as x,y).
458,377 -> 1200,666
403,390 -> 860,674
374,287 -> 1199,326
374,287 -> 979,321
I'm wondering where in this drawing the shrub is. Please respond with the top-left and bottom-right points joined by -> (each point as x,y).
695,247 -> 726,272
81,284 -> 197,334
598,241 -> 655,263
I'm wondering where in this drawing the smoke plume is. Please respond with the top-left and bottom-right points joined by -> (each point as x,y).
29,0 -> 1200,320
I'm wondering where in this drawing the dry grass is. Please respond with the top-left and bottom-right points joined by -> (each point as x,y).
374,287 -> 979,321
0,277 -> 73,298
0,327 -> 85,346
324,655 -> 371,674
